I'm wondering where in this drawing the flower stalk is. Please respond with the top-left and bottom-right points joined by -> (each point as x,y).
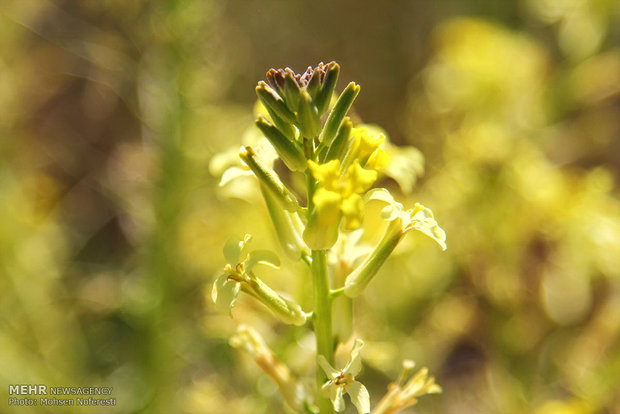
311,249 -> 335,413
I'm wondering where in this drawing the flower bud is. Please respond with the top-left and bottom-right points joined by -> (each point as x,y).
239,146 -> 300,212
255,116 -> 307,171
344,220 -> 404,297
297,90 -> 322,139
260,184 -> 309,260
319,82 -> 360,148
314,61 -> 340,115
323,117 -> 352,162
305,66 -> 323,100
282,68 -> 302,112
256,81 -> 296,124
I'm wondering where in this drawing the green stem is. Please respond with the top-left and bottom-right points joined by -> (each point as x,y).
312,249 -> 334,413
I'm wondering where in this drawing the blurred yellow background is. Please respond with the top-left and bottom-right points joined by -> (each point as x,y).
1,0 -> 619,413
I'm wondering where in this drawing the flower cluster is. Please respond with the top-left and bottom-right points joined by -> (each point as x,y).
209,63 -> 445,413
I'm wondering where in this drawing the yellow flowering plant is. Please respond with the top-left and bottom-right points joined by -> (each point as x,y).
210,63 -> 445,413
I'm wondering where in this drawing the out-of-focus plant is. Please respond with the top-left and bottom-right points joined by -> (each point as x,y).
210,63 -> 444,413
404,15 -> 620,413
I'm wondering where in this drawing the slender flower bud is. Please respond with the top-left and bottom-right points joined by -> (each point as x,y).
265,68 -> 286,93
305,66 -> 323,100
260,184 -> 309,260
256,81 -> 296,124
255,115 -> 307,171
239,146 -> 300,212
297,89 -> 322,138
319,82 -> 360,148
323,117 -> 352,163
344,220 -> 404,298
282,68 -> 302,112
314,61 -> 340,115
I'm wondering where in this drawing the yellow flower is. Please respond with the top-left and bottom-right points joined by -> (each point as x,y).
304,160 -> 377,249
343,127 -> 390,171
211,235 -> 306,325
318,339 -> 370,414
344,189 -> 446,297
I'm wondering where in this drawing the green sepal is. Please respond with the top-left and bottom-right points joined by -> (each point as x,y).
255,116 -> 307,172
282,69 -> 302,113
318,82 -> 360,148
314,62 -> 340,115
297,90 -> 322,139
256,81 -> 296,124
260,184 -> 308,260
239,146 -> 301,212
315,145 -> 329,165
265,68 -> 285,93
305,66 -> 322,100
269,109 -> 298,142
322,117 -> 352,163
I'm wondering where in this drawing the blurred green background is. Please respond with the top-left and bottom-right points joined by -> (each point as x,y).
1,0 -> 620,413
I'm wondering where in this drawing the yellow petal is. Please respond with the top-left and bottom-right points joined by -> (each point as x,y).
308,159 -> 341,191
303,189 -> 342,250
356,128 -> 385,160
341,194 -> 364,231
366,148 -> 390,170
347,162 -> 377,194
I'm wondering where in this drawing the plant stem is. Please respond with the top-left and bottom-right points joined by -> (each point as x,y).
312,249 -> 334,413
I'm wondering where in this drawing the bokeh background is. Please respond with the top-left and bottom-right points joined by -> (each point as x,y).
1,0 -> 620,413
